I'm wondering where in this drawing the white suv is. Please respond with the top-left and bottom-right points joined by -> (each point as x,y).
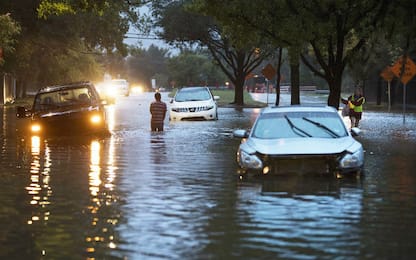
170,87 -> 219,121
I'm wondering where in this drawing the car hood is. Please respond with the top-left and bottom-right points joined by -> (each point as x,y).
171,99 -> 214,107
35,106 -> 99,118
243,137 -> 358,155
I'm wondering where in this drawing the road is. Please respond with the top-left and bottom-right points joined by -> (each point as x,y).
1,92 -> 416,259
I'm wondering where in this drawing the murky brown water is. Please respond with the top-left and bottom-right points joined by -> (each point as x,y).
1,93 -> 416,259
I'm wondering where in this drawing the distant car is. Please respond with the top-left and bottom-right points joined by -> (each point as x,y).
170,87 -> 219,121
110,79 -> 129,97
95,79 -> 129,103
233,106 -> 364,178
16,82 -> 109,136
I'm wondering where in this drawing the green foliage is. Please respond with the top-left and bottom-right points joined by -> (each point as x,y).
37,1 -> 75,19
0,14 -> 21,65
167,49 -> 227,87
126,44 -> 170,88
0,0 -> 140,93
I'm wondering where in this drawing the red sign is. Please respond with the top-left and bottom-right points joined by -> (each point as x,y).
262,64 -> 276,80
391,55 -> 416,85
380,66 -> 394,82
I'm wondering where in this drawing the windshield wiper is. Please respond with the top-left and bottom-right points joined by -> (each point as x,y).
284,115 -> 312,137
302,117 -> 340,138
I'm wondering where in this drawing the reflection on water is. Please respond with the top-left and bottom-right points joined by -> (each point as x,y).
26,136 -> 52,227
86,138 -> 120,256
2,96 -> 416,259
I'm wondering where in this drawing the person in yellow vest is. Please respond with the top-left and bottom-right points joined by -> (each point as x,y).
341,86 -> 365,128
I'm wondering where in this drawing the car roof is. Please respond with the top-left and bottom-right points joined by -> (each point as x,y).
261,105 -> 338,114
178,86 -> 209,91
37,81 -> 93,94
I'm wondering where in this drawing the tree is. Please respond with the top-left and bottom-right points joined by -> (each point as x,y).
294,0 -> 390,108
126,44 -> 170,89
191,0 -> 390,108
0,14 -> 20,67
0,0 -> 139,96
167,49 -> 227,88
191,0 -> 305,105
152,0 -> 270,105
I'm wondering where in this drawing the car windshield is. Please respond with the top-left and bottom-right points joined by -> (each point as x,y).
252,111 -> 348,139
174,88 -> 212,102
33,86 -> 96,111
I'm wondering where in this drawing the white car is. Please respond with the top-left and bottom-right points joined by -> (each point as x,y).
233,106 -> 364,178
170,87 -> 219,121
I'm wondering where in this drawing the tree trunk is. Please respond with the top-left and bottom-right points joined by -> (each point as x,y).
290,62 -> 300,105
288,48 -> 300,105
233,74 -> 245,105
376,77 -> 382,105
327,77 -> 342,108
275,47 -> 283,106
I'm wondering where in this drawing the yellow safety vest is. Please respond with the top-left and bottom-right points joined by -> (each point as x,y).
350,96 -> 365,112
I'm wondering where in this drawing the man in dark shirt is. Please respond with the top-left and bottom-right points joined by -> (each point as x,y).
150,92 -> 167,131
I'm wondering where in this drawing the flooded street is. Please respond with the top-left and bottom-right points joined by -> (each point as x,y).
1,92 -> 416,259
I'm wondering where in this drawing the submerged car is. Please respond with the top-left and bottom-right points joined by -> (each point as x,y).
233,106 -> 364,177
170,87 -> 219,121
16,82 -> 109,136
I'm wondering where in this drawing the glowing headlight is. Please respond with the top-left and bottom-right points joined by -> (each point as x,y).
105,87 -> 118,97
340,148 -> 364,168
90,115 -> 102,124
31,124 -> 41,133
238,150 -> 263,169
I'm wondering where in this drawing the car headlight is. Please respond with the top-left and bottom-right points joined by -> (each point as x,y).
238,150 -> 263,169
340,147 -> 364,169
90,114 -> 102,124
171,107 -> 187,112
202,105 -> 214,111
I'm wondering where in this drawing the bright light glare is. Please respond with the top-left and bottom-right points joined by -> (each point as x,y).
90,115 -> 102,124
31,124 -> 41,133
131,86 -> 144,94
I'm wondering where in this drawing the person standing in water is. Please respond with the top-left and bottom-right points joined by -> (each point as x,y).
150,92 -> 167,131
342,86 -> 365,128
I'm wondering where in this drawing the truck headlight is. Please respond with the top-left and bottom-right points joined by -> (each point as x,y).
31,123 -> 41,133
90,114 -> 102,124
238,150 -> 263,169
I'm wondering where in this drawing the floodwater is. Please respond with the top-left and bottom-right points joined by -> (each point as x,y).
1,92 -> 416,259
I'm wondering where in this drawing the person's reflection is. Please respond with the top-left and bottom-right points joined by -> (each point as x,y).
150,132 -> 167,166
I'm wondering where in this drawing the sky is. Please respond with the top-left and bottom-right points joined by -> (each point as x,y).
123,5 -> 173,52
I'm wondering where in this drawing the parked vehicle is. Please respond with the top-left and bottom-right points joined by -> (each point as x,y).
170,87 -> 219,121
233,106 -> 364,178
16,82 -> 109,136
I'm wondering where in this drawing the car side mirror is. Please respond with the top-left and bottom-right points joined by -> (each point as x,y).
214,95 -> 220,101
233,129 -> 249,138
170,98 -> 173,104
16,106 -> 29,118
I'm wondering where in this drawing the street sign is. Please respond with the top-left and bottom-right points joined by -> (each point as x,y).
380,66 -> 395,82
390,55 -> 416,124
391,55 -> 416,85
262,63 -> 276,80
